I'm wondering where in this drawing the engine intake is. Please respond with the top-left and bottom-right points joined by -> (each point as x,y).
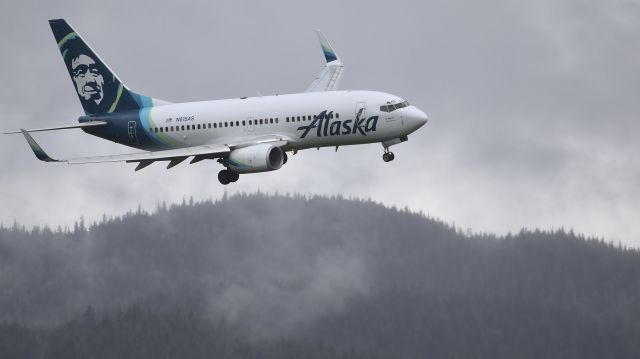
227,144 -> 284,173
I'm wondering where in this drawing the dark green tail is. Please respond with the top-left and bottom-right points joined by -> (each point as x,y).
49,19 -> 163,115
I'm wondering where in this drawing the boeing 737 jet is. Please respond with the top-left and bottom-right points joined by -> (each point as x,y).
6,19 -> 428,185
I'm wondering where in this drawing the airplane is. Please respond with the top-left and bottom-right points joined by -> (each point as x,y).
5,19 -> 428,185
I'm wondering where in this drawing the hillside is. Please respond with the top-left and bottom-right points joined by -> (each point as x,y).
1,194 -> 639,358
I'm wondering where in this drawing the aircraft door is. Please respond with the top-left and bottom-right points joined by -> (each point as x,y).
128,121 -> 140,145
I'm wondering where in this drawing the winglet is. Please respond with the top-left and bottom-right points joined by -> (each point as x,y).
316,30 -> 340,64
306,31 -> 345,92
20,130 -> 61,162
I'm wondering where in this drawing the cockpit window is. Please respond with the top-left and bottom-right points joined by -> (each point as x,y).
380,100 -> 410,112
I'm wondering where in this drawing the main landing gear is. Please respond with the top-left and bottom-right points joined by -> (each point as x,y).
382,148 -> 395,162
218,169 -> 239,185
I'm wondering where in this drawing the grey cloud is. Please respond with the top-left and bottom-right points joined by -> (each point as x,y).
0,0 -> 638,245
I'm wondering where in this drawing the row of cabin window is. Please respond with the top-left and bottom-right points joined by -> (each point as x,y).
285,113 -> 339,123
152,118 -> 279,133
151,113 -> 340,133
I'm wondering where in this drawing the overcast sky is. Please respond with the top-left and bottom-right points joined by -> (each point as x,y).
1,0 -> 638,245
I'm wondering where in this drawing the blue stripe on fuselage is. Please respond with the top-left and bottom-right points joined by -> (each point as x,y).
79,111 -> 167,151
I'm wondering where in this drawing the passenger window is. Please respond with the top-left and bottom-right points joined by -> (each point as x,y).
225,122 -> 228,127
159,127 -> 163,133
242,120 -> 246,126
236,121 -> 239,126
276,118 -> 279,123
270,118 -> 273,124
260,119 -> 263,125
336,113 -> 339,118
297,116 -> 300,122
230,122 -> 234,127
286,117 -> 289,122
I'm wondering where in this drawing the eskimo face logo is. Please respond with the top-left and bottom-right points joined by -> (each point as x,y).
297,109 -> 378,139
71,54 -> 104,105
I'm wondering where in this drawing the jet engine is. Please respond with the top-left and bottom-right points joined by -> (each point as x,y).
227,144 -> 284,173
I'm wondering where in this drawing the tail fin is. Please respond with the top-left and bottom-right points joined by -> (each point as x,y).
49,19 -> 170,115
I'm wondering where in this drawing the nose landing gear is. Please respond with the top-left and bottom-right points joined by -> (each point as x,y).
218,169 -> 239,185
382,148 -> 395,162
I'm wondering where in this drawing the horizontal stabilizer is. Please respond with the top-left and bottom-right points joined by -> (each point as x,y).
4,121 -> 107,134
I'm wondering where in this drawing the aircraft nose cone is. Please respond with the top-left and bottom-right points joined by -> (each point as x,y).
416,109 -> 428,126
409,107 -> 428,128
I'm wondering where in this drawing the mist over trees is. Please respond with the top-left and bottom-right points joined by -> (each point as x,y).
1,193 -> 639,358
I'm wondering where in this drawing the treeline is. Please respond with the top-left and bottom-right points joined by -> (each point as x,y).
0,306 -> 383,359
1,193 -> 639,358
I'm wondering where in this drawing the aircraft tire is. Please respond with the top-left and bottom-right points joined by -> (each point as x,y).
218,170 -> 231,185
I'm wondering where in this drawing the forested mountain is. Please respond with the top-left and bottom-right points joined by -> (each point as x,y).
1,194 -> 639,358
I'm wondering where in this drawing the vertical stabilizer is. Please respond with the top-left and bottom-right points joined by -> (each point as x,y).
49,19 -> 169,115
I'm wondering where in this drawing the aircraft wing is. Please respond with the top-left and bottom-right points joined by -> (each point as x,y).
305,31 -> 344,92
20,130 -> 290,171
226,134 -> 290,149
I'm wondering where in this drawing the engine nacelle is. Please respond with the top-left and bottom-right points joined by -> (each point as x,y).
227,144 -> 284,173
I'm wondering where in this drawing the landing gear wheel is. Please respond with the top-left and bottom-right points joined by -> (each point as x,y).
218,170 -> 230,185
382,152 -> 395,162
218,169 -> 239,185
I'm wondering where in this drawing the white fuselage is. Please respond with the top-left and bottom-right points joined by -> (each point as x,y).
137,90 -> 428,151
